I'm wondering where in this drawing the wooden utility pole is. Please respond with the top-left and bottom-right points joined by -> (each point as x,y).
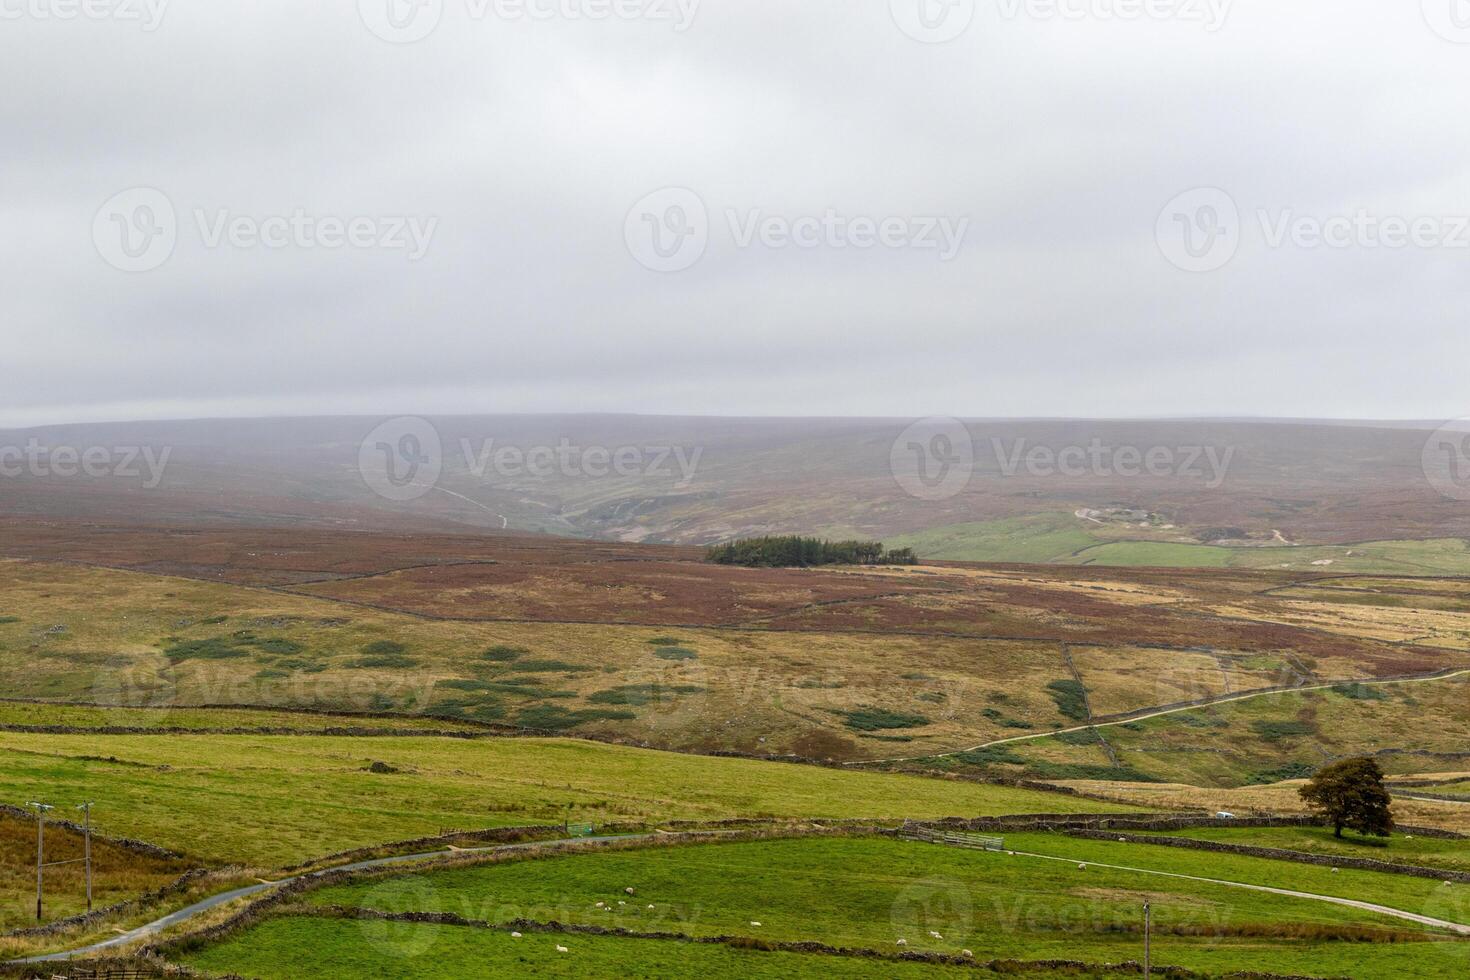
1143,901 -> 1151,979
27,802 -> 53,922
77,802 -> 95,912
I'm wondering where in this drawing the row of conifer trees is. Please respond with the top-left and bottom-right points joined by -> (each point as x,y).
705,535 -> 917,567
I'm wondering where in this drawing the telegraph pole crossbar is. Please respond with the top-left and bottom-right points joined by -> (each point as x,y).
23,801 -> 97,921
26,802 -> 54,922
1143,901 -> 1152,979
77,801 -> 95,912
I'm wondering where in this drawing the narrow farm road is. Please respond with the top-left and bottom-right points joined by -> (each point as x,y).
14,834 -> 651,964
1009,849 -> 1470,935
854,667 -> 1470,765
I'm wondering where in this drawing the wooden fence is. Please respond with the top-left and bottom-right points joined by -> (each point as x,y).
899,822 -> 1005,851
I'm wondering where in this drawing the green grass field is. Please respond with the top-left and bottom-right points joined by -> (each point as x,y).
1068,537 -> 1470,574
1000,832 -> 1467,927
0,700 -> 488,733
0,732 -> 1132,867
1410,781 -> 1470,796
179,915 -> 1133,979
888,515 -> 1098,563
890,512 -> 1470,575
1134,825 -> 1470,874
296,835 -> 1470,979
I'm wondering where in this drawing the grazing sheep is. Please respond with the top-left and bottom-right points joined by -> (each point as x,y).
556,945 -> 569,953
626,887 -> 636,895
928,931 -> 942,939
510,932 -> 522,938
1078,863 -> 1087,870
595,902 -> 605,908
618,901 -> 626,906
750,921 -> 762,927
961,950 -> 974,958
896,939 -> 907,946
1331,868 -> 1339,873
647,904 -> 656,909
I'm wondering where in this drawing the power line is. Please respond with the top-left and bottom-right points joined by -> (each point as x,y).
77,802 -> 95,913
25,802 -> 53,922
24,800 -> 97,922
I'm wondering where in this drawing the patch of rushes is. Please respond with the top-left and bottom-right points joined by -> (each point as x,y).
588,684 -> 705,706
482,645 -> 528,662
515,704 -> 637,730
1250,720 -> 1317,741
1045,679 -> 1089,722
512,659 -> 593,673
653,646 -> 698,661
944,745 -> 1161,783
982,707 -> 1035,730
163,631 -> 305,663
831,707 -> 931,732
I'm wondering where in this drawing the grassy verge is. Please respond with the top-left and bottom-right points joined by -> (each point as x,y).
0,732 -> 1134,867
177,915 -> 1138,979
1000,832 -> 1468,927
1131,825 -> 1470,875
0,700 -> 490,734
298,835 -> 1467,978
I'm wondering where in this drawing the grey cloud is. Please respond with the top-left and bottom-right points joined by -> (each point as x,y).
2,0 -> 1469,426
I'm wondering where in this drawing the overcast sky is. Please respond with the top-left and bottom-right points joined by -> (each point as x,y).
3,0 -> 1469,427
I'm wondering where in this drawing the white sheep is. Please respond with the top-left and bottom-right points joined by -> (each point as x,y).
928,930 -> 942,939
750,921 -> 762,927
625,887 -> 636,895
556,945 -> 569,953
962,950 -> 974,958
1331,868 -> 1339,873
1077,863 -> 1087,870
510,932 -> 522,938
896,939 -> 907,946
647,904 -> 656,909
595,901 -> 605,908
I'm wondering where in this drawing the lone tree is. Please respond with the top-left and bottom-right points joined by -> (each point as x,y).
1298,757 -> 1395,839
